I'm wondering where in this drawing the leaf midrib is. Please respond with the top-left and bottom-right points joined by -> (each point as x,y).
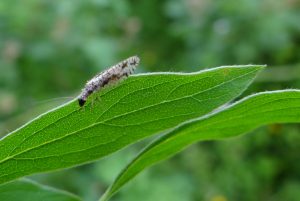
107,92 -> 300,196
0,68 -> 259,169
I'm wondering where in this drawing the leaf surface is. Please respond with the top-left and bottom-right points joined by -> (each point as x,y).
100,90 -> 300,201
0,65 -> 263,184
0,179 -> 80,201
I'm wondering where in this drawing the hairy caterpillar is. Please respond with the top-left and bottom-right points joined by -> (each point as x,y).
78,55 -> 140,106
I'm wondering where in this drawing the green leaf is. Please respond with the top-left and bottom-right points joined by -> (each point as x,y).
0,65 -> 264,184
100,90 -> 300,201
0,179 -> 81,201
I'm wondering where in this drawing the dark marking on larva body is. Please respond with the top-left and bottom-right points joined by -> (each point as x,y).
121,61 -> 128,69
78,55 -> 140,107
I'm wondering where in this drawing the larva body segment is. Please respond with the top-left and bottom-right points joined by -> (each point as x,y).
78,55 -> 140,107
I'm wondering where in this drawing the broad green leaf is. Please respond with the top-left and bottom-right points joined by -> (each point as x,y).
100,90 -> 300,201
0,65 -> 263,184
0,179 -> 80,201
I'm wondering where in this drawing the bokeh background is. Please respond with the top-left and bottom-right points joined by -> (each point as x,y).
1,0 -> 300,201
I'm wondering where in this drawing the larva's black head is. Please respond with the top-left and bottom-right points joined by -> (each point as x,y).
78,98 -> 86,107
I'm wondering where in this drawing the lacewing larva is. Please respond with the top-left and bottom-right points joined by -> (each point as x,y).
78,55 -> 140,107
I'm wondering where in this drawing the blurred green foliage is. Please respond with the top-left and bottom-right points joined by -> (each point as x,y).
0,0 -> 299,201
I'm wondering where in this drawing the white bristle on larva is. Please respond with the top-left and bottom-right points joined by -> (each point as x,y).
78,55 -> 140,106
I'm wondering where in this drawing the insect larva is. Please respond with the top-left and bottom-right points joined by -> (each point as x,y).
78,55 -> 140,107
